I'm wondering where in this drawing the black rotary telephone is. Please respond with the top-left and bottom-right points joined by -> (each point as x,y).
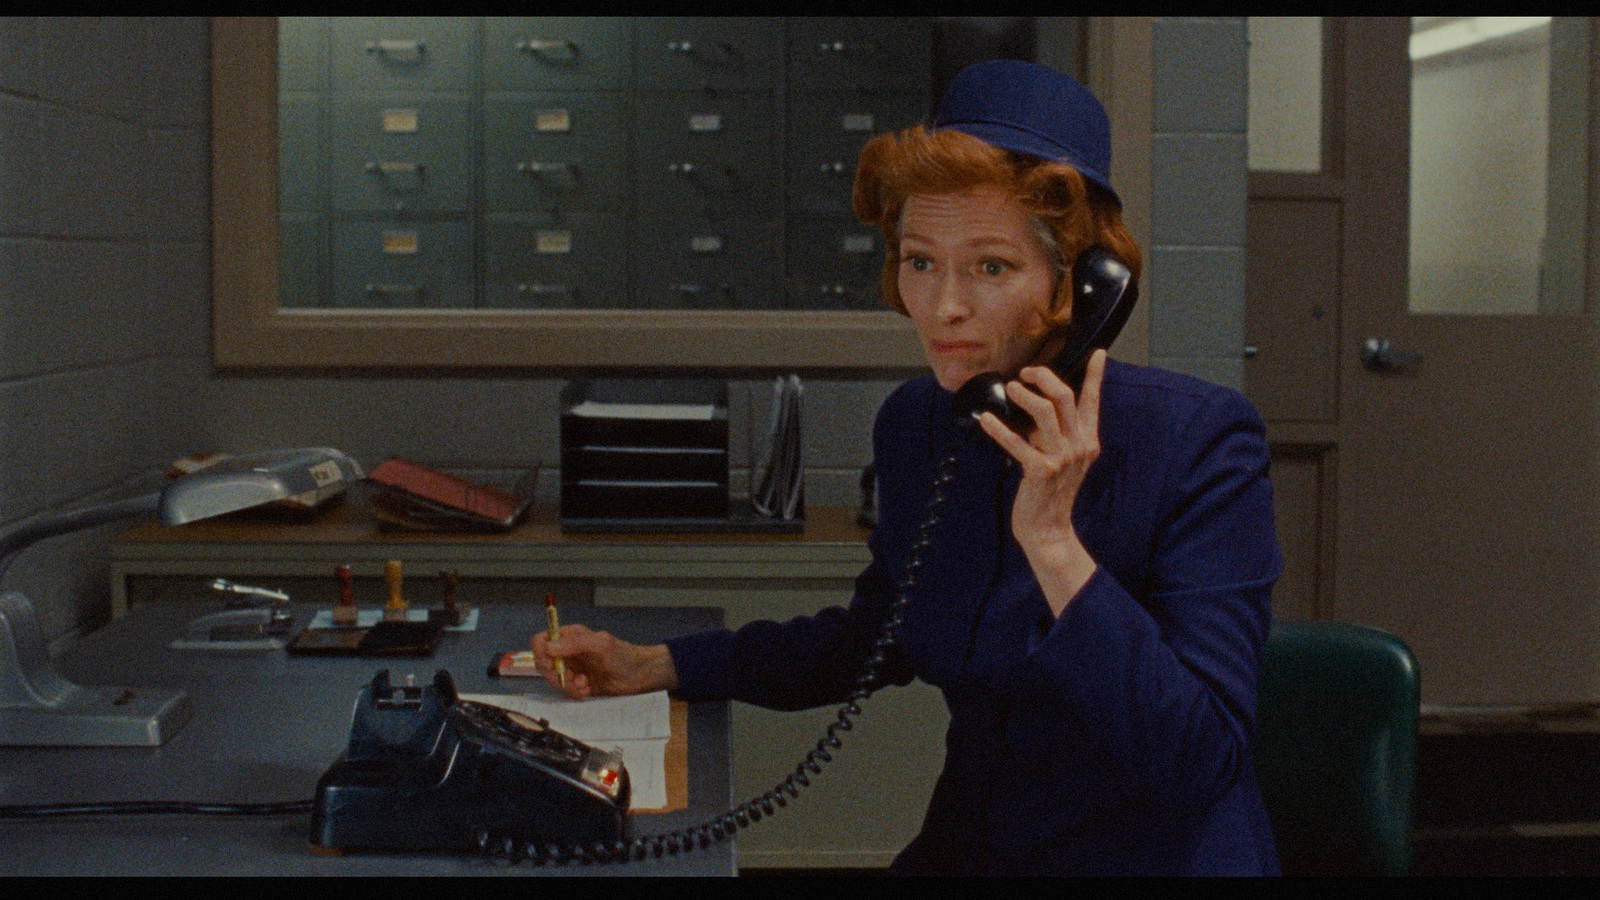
308,248 -> 1138,866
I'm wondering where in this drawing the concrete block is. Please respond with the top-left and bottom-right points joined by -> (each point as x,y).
35,17 -> 147,124
144,128 -> 209,244
35,104 -> 144,240
0,238 -> 143,379
1153,17 -> 1247,134
1146,246 -> 1245,358
0,17 -> 39,97
1148,354 -> 1245,392
0,95 -> 40,235
1150,133 -> 1248,247
139,17 -> 210,128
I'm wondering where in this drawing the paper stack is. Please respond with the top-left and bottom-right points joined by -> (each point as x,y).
751,375 -> 804,521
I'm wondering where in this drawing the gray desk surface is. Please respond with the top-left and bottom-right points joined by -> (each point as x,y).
0,602 -> 733,876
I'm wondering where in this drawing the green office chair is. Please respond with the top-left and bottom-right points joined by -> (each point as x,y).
1252,621 -> 1420,876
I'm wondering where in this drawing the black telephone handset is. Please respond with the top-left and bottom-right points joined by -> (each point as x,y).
950,247 -> 1138,441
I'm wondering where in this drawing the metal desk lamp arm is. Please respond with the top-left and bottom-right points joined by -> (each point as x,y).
0,448 -> 362,748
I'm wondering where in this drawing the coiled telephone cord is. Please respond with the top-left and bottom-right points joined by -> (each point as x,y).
478,451 -> 962,866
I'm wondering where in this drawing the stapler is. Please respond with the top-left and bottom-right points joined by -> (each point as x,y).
168,579 -> 295,651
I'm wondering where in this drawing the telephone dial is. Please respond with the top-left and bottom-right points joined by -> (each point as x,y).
309,247 -> 1137,865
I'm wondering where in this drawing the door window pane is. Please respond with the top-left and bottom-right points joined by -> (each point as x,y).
1248,17 -> 1323,173
1408,16 -> 1589,315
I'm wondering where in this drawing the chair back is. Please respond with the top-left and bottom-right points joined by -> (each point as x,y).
1253,620 -> 1419,876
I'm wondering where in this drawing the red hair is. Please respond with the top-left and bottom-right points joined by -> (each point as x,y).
852,126 -> 1141,334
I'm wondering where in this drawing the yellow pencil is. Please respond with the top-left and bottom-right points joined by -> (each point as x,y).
545,592 -> 565,688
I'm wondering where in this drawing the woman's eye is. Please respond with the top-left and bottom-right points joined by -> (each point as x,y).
982,260 -> 1007,276
906,256 -> 931,272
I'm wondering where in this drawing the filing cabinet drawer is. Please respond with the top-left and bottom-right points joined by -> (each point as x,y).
787,17 -> 933,94
786,216 -> 886,311
279,17 -> 328,93
483,214 -> 628,309
632,216 -> 781,310
483,94 -> 629,215
786,93 -> 928,215
279,215 -> 327,309
331,99 -> 473,213
279,95 -> 326,214
484,18 -> 631,92
330,17 -> 477,94
331,220 -> 474,309
635,17 -> 781,93
633,93 -> 780,218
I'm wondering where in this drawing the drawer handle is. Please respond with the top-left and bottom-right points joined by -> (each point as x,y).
820,284 -> 849,296
817,40 -> 878,54
517,161 -> 578,188
365,39 -> 424,63
672,283 -> 734,299
366,160 -> 425,192
365,283 -> 424,299
819,161 -> 848,174
665,40 -> 741,67
517,283 -> 575,297
518,39 -> 579,62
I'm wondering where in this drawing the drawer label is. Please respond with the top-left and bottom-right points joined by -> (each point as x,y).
536,230 -> 573,254
535,108 -> 572,132
690,234 -> 724,254
688,113 -> 722,132
382,230 -> 419,254
841,234 -> 875,254
382,108 -> 419,133
841,113 -> 875,132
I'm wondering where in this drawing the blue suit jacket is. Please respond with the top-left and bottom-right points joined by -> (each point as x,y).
667,360 -> 1282,875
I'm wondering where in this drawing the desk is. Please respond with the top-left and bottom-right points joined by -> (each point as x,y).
0,603 -> 732,876
111,503 -> 950,868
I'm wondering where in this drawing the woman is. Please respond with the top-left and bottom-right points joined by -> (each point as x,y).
534,60 -> 1281,876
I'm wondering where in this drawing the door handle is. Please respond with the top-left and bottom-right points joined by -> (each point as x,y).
1362,337 -> 1422,372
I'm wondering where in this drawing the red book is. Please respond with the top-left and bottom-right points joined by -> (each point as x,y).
366,458 -> 535,532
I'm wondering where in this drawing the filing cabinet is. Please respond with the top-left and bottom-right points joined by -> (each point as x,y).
785,92 -> 928,216
633,214 -> 782,310
278,96 -> 326,215
278,17 -> 936,313
483,94 -> 629,215
278,215 -> 327,309
787,18 -> 933,94
330,220 -> 474,309
633,92 -> 782,220
278,17 -> 328,93
483,18 -> 632,92
634,17 -> 782,93
482,213 -> 628,309
786,215 -> 887,311
330,17 -> 478,94
331,98 -> 474,214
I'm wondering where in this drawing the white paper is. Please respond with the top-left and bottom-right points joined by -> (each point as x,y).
567,400 -> 715,421
458,690 -> 672,810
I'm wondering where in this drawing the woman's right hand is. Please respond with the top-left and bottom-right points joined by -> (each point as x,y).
530,624 -> 679,700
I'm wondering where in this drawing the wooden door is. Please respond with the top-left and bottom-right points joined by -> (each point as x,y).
1248,17 -> 1600,704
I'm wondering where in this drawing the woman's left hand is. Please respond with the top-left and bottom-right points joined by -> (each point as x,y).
977,348 -> 1106,614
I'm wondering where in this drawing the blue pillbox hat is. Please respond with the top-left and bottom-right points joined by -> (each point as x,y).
933,59 -> 1119,206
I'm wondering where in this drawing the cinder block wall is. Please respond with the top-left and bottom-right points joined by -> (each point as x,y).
0,17 -> 1248,651
0,18 -> 213,651
1148,17 -> 1249,389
